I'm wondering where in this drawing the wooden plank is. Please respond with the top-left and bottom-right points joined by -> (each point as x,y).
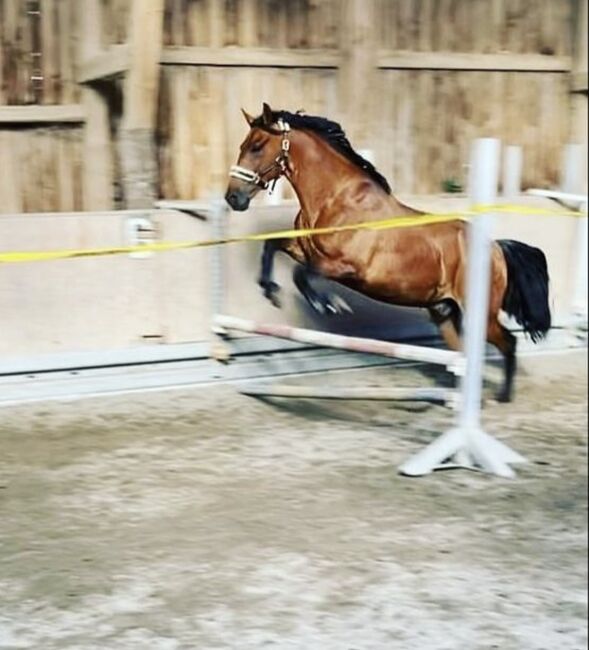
0,131 -> 24,213
58,0 -> 77,103
207,0 -> 223,48
160,49 -> 569,73
573,0 -> 588,75
0,7 -> 5,104
160,45 -> 341,68
77,44 -> 130,83
207,68 -> 227,194
237,0 -> 257,48
337,0 -> 377,146
571,72 -> 588,93
77,0 -> 102,60
171,67 -> 193,199
377,51 -> 571,72
569,0 -> 588,191
82,87 -> 113,210
57,130 -> 75,212
40,0 -> 58,104
0,104 -> 86,123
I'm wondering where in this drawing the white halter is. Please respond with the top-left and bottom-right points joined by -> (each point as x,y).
229,119 -> 291,191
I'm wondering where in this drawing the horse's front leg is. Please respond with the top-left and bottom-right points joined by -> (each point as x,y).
258,239 -> 286,307
259,235 -> 308,307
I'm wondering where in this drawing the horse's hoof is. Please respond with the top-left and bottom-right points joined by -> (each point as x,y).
268,293 -> 281,308
308,297 -> 326,315
332,295 -> 353,314
261,281 -> 281,308
316,293 -> 351,316
305,291 -> 351,316
495,391 -> 512,403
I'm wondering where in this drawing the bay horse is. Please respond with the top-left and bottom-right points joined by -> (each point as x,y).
225,103 -> 551,402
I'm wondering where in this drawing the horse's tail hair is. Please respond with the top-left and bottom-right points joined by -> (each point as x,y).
497,239 -> 551,343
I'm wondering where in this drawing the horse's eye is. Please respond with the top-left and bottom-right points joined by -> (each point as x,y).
251,141 -> 265,153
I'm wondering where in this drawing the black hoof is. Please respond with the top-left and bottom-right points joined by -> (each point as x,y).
259,280 -> 281,308
306,292 -> 351,316
495,390 -> 512,403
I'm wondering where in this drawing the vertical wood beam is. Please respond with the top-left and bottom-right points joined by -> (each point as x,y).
337,0 -> 377,148
208,0 -> 223,48
82,87 -> 114,210
570,0 -> 587,191
574,0 -> 588,76
77,0 -> 114,210
119,0 -> 165,208
238,0 -> 257,48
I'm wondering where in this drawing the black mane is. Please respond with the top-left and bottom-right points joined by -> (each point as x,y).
251,110 -> 392,195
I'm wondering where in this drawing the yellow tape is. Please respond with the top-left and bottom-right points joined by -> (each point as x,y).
0,203 -> 584,265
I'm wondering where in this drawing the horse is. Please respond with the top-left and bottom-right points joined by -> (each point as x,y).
225,103 -> 551,403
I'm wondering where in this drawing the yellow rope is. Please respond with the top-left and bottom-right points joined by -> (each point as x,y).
0,203 -> 585,265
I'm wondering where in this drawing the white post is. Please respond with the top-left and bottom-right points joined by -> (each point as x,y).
210,197 -> 227,318
561,144 -> 583,195
502,145 -> 522,199
399,138 -> 527,478
573,201 -> 588,323
560,146 -> 588,325
460,139 -> 498,432
210,198 -> 231,360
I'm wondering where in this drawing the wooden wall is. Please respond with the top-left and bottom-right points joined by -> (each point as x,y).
0,0 -> 584,212
0,0 -> 85,212
0,126 -> 84,213
0,0 -> 79,105
156,0 -> 577,199
162,0 -> 340,48
377,0 -> 571,55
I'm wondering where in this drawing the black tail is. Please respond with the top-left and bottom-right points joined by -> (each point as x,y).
498,239 -> 551,343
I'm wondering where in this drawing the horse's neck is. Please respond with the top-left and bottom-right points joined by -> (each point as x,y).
388,194 -> 422,216
285,131 -> 419,223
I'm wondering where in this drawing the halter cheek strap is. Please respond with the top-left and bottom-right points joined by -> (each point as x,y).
229,119 -> 291,191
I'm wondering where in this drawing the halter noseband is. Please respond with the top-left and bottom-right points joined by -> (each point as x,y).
229,119 -> 291,191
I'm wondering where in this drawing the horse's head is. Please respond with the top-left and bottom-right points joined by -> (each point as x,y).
225,103 -> 291,211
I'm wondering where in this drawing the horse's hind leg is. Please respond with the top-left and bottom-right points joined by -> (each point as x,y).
429,299 -> 462,351
487,318 -> 517,403
428,300 -> 463,388
293,265 -> 352,316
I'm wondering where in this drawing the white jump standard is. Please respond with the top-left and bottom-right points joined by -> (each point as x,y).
399,138 -> 527,478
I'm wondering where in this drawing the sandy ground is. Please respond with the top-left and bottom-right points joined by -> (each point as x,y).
0,352 -> 587,650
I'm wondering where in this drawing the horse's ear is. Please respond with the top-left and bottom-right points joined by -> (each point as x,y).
262,102 -> 273,126
241,108 -> 254,126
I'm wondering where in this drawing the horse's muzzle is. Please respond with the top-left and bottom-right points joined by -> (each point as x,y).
225,189 -> 250,212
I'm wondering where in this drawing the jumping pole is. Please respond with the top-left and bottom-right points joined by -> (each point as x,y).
240,384 -> 455,405
213,315 -> 464,371
399,138 -> 527,478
